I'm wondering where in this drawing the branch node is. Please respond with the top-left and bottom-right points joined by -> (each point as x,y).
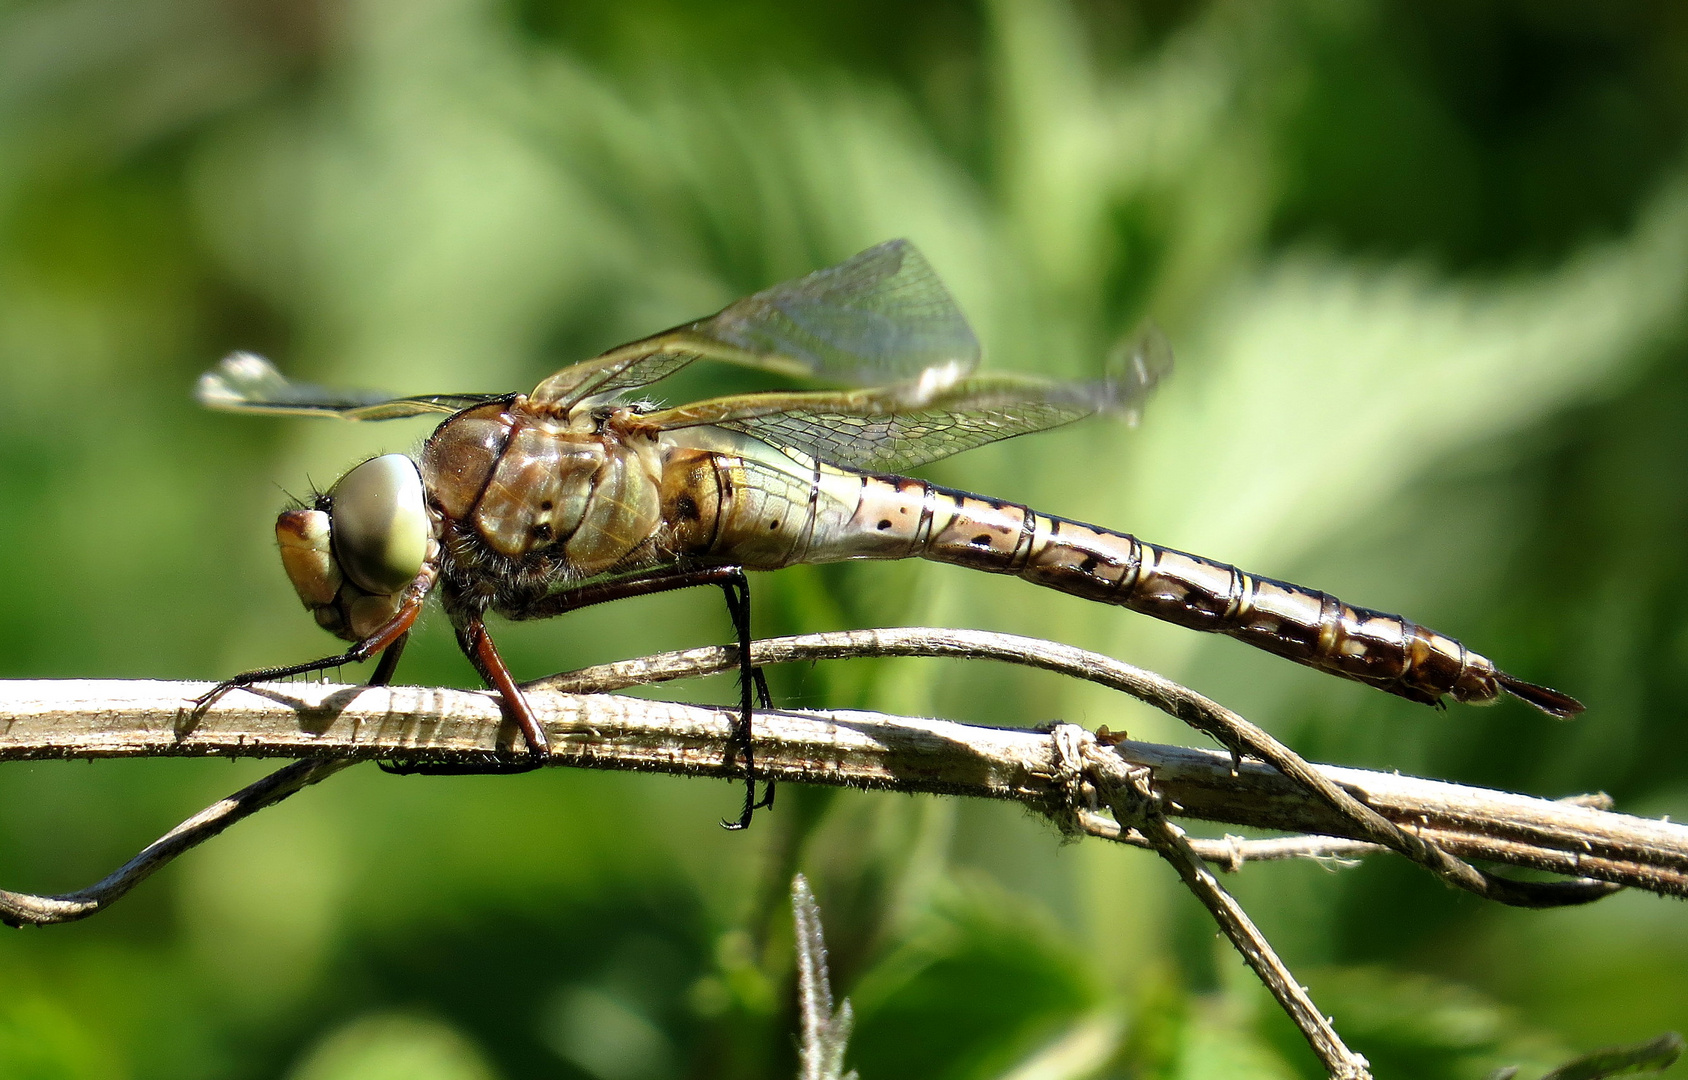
1048,722 -> 1101,837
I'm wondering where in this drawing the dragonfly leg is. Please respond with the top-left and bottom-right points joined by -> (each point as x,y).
459,617 -> 551,757
718,571 -> 774,829
501,564 -> 773,828
381,619 -> 549,776
194,597 -> 420,710
368,631 -> 409,687
507,564 -> 754,620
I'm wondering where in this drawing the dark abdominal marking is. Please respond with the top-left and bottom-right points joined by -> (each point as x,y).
540,500 -> 553,511
971,533 -> 993,547
673,493 -> 699,521
877,519 -> 892,530
768,520 -> 780,530
1080,555 -> 1098,572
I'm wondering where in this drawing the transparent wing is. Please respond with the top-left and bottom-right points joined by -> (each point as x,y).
531,239 -> 982,407
196,353 -> 507,421
641,326 -> 1171,472
1101,321 -> 1175,425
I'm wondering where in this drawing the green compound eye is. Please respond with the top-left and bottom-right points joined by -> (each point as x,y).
329,454 -> 428,596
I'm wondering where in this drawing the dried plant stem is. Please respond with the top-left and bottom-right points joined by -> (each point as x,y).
0,758 -> 349,925
793,874 -> 856,1080
539,630 -> 1627,907
0,633 -> 1681,905
1,628 -> 1679,1078
1079,740 -> 1371,1080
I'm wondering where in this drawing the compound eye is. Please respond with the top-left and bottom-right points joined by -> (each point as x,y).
329,454 -> 428,595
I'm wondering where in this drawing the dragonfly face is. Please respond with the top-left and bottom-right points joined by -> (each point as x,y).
276,453 -> 432,642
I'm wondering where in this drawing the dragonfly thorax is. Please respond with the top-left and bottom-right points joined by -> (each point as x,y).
276,453 -> 431,642
421,399 -> 666,577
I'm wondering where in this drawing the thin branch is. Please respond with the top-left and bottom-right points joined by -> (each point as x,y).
0,758 -> 349,925
1,629 -> 1669,1080
535,629 -> 1639,906
1085,741 -> 1371,1080
0,643 -> 1681,906
1075,811 -> 1376,867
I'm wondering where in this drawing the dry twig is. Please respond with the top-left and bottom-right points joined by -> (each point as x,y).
1077,737 -> 1371,1079
2,628 -> 1681,1077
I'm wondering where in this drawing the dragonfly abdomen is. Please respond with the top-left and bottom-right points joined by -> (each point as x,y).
660,454 -> 1579,717
842,474 -> 1581,717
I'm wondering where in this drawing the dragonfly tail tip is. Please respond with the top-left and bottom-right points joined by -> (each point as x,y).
1497,672 -> 1585,719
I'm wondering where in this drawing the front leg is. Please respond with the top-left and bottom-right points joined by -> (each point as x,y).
195,595 -> 422,710
368,632 -> 410,687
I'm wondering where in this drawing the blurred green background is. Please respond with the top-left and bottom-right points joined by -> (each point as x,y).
3,0 -> 1688,1077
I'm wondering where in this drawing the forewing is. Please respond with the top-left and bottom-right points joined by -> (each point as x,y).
530,239 -> 981,407
526,336 -> 717,411
196,353 -> 506,421
704,237 -> 981,384
642,360 -> 1167,473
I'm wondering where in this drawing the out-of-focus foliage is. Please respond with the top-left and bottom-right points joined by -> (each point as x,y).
2,0 -> 1687,1076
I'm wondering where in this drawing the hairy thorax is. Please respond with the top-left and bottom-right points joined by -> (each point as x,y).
420,399 -> 668,609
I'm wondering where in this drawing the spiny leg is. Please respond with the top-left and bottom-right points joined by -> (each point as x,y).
718,572 -> 774,830
368,632 -> 409,687
502,564 -> 774,828
381,619 -> 550,776
194,598 -> 419,711
460,617 -> 551,757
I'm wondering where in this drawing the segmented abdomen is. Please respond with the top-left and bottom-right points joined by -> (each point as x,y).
662,450 -> 1581,716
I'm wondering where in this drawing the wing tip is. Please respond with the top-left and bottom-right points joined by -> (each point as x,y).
1099,321 -> 1175,424
195,351 -> 282,409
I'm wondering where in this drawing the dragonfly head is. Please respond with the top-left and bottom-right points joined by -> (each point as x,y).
275,453 -> 430,642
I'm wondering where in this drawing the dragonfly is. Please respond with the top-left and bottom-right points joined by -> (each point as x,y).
198,239 -> 1582,827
